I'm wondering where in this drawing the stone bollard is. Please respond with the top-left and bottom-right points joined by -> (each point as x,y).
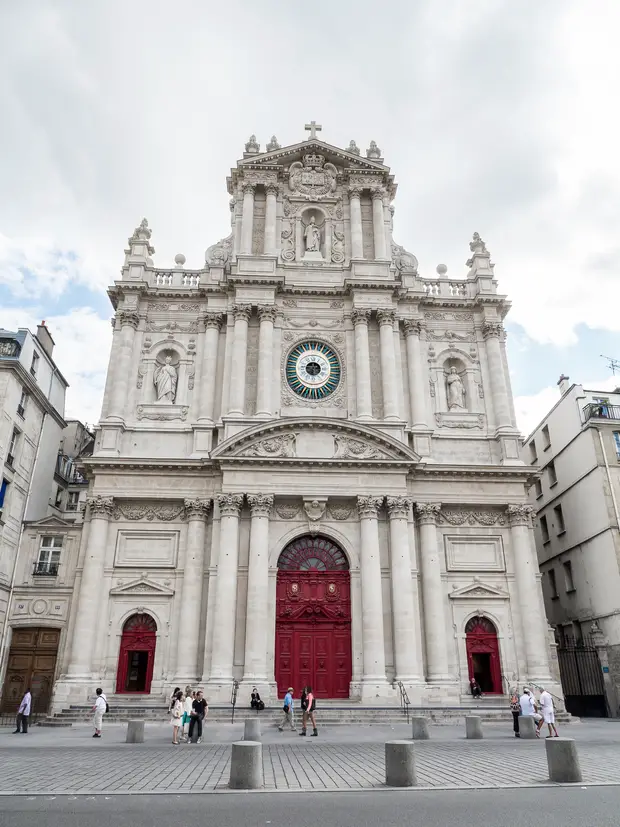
244,718 -> 261,741
518,716 -> 538,739
229,741 -> 263,789
125,720 -> 145,744
385,740 -> 416,787
546,738 -> 582,783
411,716 -> 430,740
465,716 -> 483,739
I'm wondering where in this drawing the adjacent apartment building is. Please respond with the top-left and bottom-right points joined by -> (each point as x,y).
523,376 -> 620,716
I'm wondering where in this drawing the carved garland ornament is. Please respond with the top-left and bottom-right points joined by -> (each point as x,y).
438,510 -> 506,526
243,434 -> 297,458
333,436 -> 386,460
275,504 -> 301,520
113,502 -> 187,522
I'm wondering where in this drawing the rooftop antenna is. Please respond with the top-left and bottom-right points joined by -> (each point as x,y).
601,355 -> 620,375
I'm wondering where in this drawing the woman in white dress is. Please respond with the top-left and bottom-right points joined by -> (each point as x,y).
170,691 -> 183,745
182,691 -> 195,743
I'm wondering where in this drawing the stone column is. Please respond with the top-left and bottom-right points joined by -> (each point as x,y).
415,503 -> 450,682
241,494 -> 274,687
351,309 -> 372,420
208,494 -> 244,686
387,496 -> 422,682
174,499 -> 211,682
66,496 -> 114,677
508,505 -> 552,682
357,496 -> 388,687
404,320 -> 428,428
227,305 -> 252,416
377,309 -> 399,421
197,314 -> 223,422
372,190 -> 387,260
255,306 -> 276,417
349,187 -> 364,259
263,185 -> 278,255
107,312 -> 139,421
483,322 -> 512,430
240,183 -> 255,255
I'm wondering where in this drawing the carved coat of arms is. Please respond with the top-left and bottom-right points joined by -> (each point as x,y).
289,154 -> 337,198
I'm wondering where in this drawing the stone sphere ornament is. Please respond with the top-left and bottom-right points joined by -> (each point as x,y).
436,263 -> 448,276
174,253 -> 186,267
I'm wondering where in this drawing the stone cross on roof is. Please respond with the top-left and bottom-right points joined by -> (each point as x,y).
304,120 -> 322,140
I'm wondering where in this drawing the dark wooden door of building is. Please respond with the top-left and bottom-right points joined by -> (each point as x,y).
1,627 -> 60,714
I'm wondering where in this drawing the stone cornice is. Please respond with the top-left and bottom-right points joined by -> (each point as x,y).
0,361 -> 67,429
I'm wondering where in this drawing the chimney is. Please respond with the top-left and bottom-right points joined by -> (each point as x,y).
36,321 -> 55,358
557,374 -> 570,396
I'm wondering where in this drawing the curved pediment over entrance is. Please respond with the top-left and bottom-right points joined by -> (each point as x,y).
211,418 -> 420,466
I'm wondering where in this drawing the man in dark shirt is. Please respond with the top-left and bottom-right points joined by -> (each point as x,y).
188,690 -> 208,743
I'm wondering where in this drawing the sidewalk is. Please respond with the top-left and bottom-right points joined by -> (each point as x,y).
0,721 -> 618,794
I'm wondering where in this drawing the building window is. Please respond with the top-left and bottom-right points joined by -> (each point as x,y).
66,491 -> 80,511
613,432 -> 620,459
0,478 -> 8,520
34,536 -> 63,576
30,351 -> 39,377
548,461 -> 557,486
534,479 -> 543,499
540,514 -> 550,543
542,424 -> 551,450
563,560 -> 575,592
6,429 -> 19,467
17,389 -> 28,418
548,568 -> 558,598
528,441 -> 538,464
554,503 -> 566,534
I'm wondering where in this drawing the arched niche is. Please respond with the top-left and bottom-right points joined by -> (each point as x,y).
139,338 -> 193,405
298,205 -> 332,262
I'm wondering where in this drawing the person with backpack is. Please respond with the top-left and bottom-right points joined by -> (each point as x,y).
92,687 -> 107,738
509,689 -> 521,737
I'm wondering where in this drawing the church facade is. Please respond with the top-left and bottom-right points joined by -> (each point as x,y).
45,128 -> 560,709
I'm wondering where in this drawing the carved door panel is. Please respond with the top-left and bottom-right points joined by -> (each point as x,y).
313,634 -> 330,697
116,614 -> 157,694
275,631 -> 293,697
466,623 -> 502,694
1,627 -> 60,714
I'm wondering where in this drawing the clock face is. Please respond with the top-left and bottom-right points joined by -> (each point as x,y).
286,340 -> 341,400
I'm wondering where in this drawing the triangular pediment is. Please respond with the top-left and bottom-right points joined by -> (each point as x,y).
449,581 -> 509,600
109,577 -> 174,597
212,418 -> 419,465
25,515 -> 76,529
238,139 -> 389,172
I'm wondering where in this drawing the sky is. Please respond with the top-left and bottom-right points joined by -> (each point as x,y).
1,0 -> 619,435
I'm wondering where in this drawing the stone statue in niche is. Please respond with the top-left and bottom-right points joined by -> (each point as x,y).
446,367 -> 466,410
154,355 -> 178,403
304,216 -> 321,253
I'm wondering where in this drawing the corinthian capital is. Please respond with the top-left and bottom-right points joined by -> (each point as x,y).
247,493 -> 274,517
403,319 -> 424,338
184,498 -> 212,520
241,182 -> 256,195
258,305 -> 278,323
203,313 -> 224,331
217,493 -> 244,517
87,495 -> 114,519
117,311 -> 140,329
232,304 -> 252,322
357,495 -> 383,519
414,502 -> 441,525
348,186 -> 362,199
265,183 -> 280,197
376,309 -> 396,327
507,504 -> 535,527
386,495 -> 412,519
351,308 -> 371,327
371,189 -> 385,202
482,322 -> 504,340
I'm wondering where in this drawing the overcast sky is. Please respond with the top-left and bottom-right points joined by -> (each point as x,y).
1,0 -> 619,435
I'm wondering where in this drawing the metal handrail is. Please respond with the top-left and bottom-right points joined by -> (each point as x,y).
230,679 -> 239,724
396,681 -> 410,724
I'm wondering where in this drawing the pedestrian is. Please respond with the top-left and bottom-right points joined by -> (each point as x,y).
188,690 -> 208,744
14,687 -> 31,734
470,678 -> 482,698
182,690 -> 195,742
170,690 -> 183,745
251,687 -> 262,710
539,687 -> 559,738
299,686 -> 308,735
92,687 -> 107,738
169,687 -> 181,711
509,688 -> 521,738
306,685 -> 318,737
519,687 -> 543,738
278,687 -> 295,732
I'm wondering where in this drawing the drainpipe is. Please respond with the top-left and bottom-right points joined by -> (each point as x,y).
594,427 -> 620,532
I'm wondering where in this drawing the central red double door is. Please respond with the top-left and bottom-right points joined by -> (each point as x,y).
275,570 -> 351,698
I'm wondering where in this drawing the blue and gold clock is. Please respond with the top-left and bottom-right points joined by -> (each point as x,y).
285,340 -> 341,400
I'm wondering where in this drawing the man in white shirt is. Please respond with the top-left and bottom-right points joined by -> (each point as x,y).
519,687 -> 543,737
539,687 -> 559,738
92,687 -> 107,738
14,688 -> 31,734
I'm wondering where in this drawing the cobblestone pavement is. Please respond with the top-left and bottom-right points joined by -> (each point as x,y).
0,722 -> 619,794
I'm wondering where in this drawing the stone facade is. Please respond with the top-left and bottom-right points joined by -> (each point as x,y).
28,130 -> 560,709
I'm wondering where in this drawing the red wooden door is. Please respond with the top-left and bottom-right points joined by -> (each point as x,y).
116,614 -> 157,694
465,616 -> 502,694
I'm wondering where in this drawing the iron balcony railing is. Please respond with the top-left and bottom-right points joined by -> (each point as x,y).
33,562 -> 59,577
583,403 -> 620,422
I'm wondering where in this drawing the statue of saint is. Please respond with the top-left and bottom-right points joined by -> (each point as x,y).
446,367 -> 466,410
154,355 -> 178,403
304,216 -> 321,253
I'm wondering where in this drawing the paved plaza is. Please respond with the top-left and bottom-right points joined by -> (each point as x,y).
0,720 -> 619,795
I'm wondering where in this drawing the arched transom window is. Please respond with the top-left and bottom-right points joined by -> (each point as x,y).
277,536 -> 348,571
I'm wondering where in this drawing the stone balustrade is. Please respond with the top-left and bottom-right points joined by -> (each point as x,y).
152,270 -> 204,288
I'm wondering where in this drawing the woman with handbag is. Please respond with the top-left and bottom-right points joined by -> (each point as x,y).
170,690 -> 183,745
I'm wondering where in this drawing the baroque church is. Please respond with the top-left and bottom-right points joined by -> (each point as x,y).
34,125 -> 561,710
